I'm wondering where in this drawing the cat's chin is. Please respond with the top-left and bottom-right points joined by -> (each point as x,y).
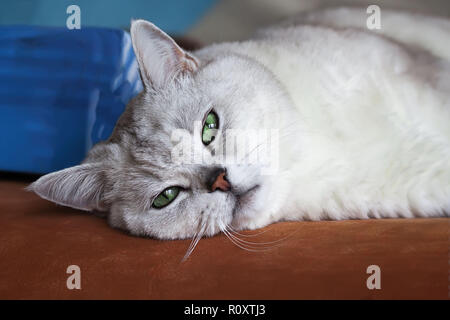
234,184 -> 259,208
230,185 -> 265,227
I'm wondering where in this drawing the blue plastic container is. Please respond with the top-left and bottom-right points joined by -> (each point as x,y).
0,26 -> 143,174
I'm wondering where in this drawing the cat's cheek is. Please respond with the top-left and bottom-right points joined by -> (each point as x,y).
199,192 -> 236,236
231,184 -> 269,229
106,204 -> 151,237
107,204 -> 128,232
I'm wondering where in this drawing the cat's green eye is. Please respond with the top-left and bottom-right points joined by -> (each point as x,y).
152,186 -> 180,209
202,111 -> 219,145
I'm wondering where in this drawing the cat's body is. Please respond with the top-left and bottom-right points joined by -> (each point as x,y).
195,7 -> 450,228
30,7 -> 449,243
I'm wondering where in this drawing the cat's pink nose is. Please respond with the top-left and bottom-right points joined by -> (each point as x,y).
210,172 -> 230,192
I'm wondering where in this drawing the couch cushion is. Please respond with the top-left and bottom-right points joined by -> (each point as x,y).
0,180 -> 447,299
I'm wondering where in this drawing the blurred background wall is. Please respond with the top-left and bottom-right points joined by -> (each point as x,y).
1,0 -> 449,41
0,0 -> 216,34
188,0 -> 450,44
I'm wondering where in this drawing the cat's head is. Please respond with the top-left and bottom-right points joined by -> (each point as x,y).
29,20 -> 297,240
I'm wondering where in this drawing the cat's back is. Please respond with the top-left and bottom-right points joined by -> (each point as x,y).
195,9 -> 450,221
256,7 -> 450,61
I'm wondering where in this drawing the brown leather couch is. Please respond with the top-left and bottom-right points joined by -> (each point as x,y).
0,179 -> 448,299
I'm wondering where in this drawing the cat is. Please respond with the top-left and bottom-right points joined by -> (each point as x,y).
30,7 -> 449,246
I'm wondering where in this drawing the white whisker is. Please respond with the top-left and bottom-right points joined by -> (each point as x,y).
225,226 -> 282,249
226,224 -> 270,238
219,223 -> 272,252
226,224 -> 298,249
181,213 -> 209,262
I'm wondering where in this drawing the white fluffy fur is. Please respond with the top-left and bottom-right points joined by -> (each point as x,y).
208,7 -> 450,228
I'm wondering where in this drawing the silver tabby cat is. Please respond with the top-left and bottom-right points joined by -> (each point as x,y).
30,8 -> 450,246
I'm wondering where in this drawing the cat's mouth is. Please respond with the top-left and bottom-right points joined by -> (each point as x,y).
231,185 -> 260,217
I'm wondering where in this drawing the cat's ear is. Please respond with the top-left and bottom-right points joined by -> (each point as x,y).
130,19 -> 199,89
27,163 -> 109,212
